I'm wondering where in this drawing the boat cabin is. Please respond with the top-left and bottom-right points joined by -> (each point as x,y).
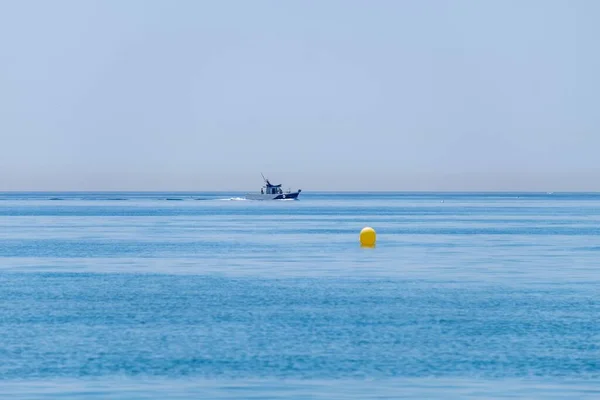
261,179 -> 283,195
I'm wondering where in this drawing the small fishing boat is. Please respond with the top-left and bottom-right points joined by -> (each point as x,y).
244,174 -> 302,200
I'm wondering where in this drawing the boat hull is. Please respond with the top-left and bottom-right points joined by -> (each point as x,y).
245,191 -> 301,200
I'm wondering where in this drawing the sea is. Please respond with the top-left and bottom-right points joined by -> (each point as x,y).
1,191 -> 599,399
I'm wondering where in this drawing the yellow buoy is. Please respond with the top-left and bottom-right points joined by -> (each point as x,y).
359,226 -> 376,247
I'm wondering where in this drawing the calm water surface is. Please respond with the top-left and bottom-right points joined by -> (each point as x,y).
1,192 -> 599,398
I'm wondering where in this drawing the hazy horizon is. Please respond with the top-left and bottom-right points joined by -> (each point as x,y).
1,0 -> 598,192
1,189 -> 600,194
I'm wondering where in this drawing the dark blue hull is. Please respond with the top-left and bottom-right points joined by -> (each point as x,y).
273,191 -> 300,200
244,190 -> 302,200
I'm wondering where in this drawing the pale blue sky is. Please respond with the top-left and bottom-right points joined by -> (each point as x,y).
1,0 -> 598,191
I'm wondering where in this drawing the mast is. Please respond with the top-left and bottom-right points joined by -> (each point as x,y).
261,172 -> 274,187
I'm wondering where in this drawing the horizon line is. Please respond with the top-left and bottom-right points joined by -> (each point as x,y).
0,189 -> 598,194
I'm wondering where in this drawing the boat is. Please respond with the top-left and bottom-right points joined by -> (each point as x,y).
244,174 -> 302,200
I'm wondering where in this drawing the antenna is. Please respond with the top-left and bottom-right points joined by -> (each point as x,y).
261,172 -> 270,185
261,172 -> 273,187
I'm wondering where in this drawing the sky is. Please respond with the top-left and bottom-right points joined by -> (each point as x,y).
0,0 -> 598,191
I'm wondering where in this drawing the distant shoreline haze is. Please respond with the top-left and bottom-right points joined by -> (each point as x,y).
1,171 -> 599,192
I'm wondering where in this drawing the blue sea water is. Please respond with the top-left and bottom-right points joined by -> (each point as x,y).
1,191 -> 599,399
